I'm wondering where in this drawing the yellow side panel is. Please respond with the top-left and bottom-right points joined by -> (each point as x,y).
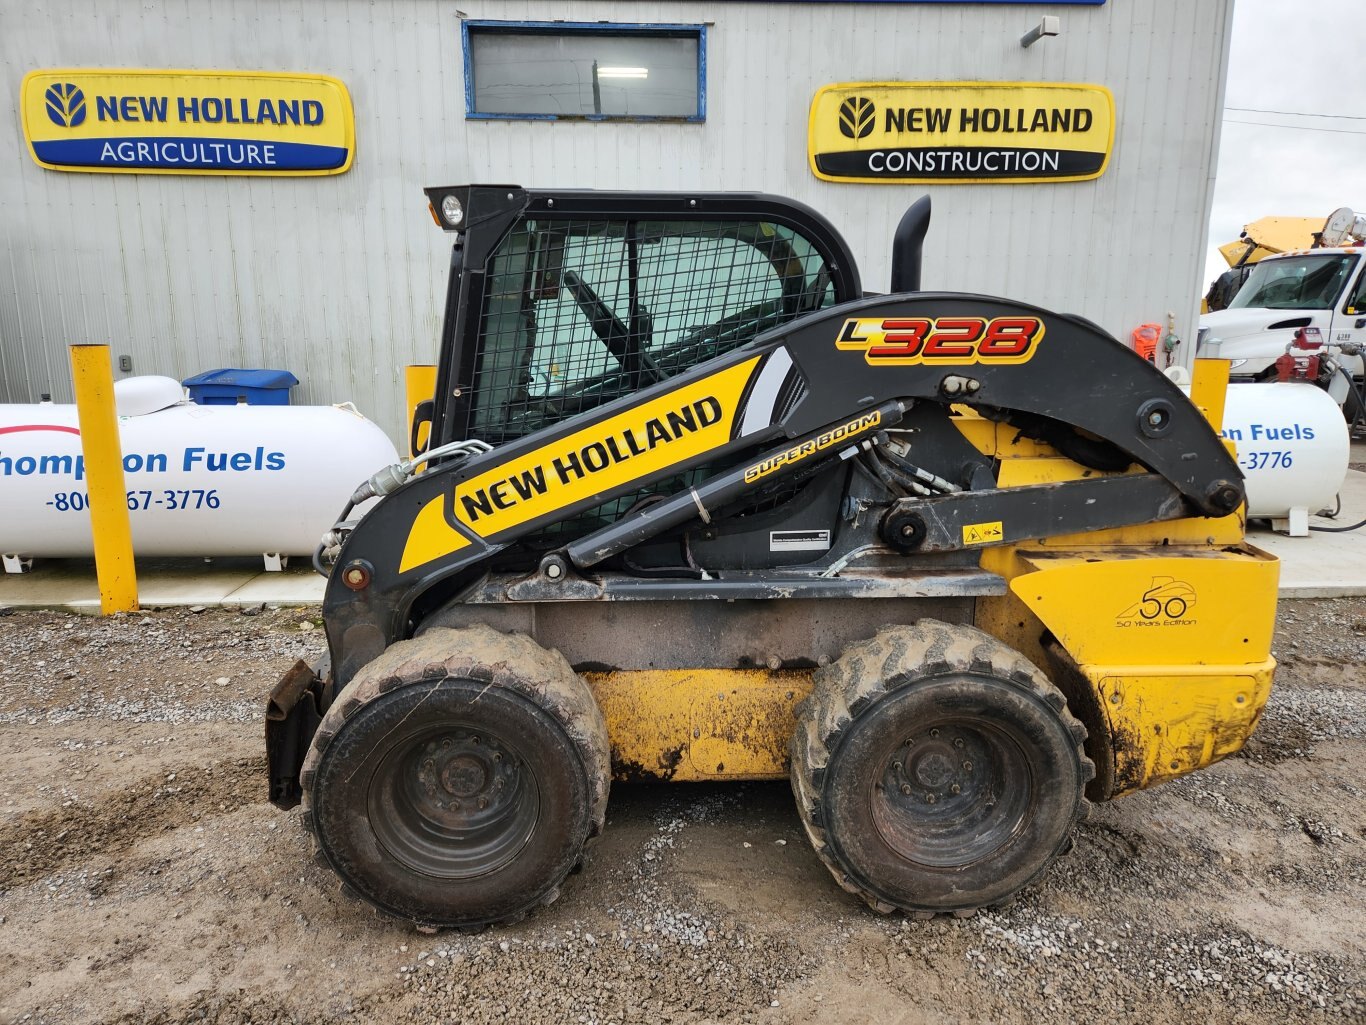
992,547 -> 1279,797
950,415 -> 1058,458
584,668 -> 812,781
950,415 -> 998,455
1089,662 -> 1274,793
974,546 -> 1052,672
398,495 -> 471,573
1011,550 -> 1277,666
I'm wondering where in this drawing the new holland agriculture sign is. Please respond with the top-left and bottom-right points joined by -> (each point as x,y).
21,69 -> 355,176
809,82 -> 1114,184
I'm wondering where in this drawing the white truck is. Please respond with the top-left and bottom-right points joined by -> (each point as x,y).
1198,208 -> 1366,413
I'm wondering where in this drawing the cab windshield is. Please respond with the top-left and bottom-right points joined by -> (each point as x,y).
1229,253 -> 1359,311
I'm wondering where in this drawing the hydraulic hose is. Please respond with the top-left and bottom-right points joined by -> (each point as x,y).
874,454 -> 934,496
312,499 -> 357,578
1336,366 -> 1366,433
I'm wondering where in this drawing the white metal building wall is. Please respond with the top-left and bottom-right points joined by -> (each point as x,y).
0,0 -> 1233,443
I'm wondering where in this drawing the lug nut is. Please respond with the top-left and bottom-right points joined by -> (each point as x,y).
950,783 -> 961,794
900,784 -> 912,796
953,738 -> 964,748
478,797 -> 489,809
929,728 -> 940,737
963,760 -> 973,771
926,794 -> 937,804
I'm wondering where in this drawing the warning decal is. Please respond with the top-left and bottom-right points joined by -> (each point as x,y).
962,521 -> 1005,545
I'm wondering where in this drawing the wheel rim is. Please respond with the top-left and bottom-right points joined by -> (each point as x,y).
368,724 -> 540,879
869,718 -> 1032,869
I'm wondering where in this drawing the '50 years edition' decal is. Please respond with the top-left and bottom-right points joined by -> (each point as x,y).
837,316 -> 1044,365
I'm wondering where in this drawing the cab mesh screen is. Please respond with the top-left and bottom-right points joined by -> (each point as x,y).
468,218 -> 835,446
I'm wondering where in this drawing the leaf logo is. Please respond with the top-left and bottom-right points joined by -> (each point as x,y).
838,95 -> 875,140
45,83 -> 86,128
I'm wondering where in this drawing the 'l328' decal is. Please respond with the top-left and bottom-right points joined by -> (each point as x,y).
836,316 -> 1044,365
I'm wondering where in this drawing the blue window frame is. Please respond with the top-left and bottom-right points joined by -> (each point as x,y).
462,20 -> 707,122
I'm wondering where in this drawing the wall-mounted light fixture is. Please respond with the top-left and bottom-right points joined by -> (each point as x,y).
1020,16 -> 1060,48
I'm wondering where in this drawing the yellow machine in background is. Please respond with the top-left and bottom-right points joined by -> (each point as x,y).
1205,212 -> 1354,312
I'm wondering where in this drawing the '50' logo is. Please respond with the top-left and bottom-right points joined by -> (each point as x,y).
836,316 -> 1044,365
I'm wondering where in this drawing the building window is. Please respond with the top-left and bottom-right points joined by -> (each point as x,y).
463,21 -> 706,122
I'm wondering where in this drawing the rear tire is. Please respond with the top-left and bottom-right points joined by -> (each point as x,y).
791,620 -> 1093,915
300,626 -> 609,929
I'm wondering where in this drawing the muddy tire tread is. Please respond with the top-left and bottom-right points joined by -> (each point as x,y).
790,619 -> 1095,917
300,625 -> 610,931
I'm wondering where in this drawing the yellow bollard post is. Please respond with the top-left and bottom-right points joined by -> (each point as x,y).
69,343 -> 139,613
404,364 -> 437,460
1191,357 -> 1231,434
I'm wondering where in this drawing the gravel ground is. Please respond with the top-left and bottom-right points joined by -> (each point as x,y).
0,599 -> 1363,1025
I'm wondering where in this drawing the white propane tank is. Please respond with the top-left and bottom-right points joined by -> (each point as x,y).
1220,382 -> 1349,535
0,377 -> 400,566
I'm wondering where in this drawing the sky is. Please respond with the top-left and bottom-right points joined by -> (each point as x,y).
1203,0 -> 1366,288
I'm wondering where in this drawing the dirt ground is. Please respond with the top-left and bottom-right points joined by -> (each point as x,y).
0,598 -> 1362,1025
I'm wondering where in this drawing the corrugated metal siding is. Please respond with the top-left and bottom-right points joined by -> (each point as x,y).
0,0 -> 1231,443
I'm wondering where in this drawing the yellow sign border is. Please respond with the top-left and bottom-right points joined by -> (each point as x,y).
808,80 -> 1115,186
21,68 -> 356,177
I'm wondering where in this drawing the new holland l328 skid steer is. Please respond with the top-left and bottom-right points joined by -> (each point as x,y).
265,186 -> 1278,929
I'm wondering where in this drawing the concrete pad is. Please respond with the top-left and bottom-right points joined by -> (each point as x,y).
0,556 -> 323,611
1248,465 -> 1366,597
225,566 -> 326,604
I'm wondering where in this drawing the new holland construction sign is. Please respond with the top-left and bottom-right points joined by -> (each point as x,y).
809,81 -> 1114,184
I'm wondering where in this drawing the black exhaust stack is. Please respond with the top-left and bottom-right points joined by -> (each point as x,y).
890,195 -> 932,293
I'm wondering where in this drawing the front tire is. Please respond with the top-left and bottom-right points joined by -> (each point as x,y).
300,626 -> 609,929
791,621 -> 1093,915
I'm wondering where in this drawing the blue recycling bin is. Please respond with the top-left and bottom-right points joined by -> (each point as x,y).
182,368 -> 299,406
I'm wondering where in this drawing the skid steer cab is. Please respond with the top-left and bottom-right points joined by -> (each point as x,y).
266,185 -> 1277,931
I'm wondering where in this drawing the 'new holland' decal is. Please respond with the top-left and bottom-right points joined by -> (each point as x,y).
399,357 -> 762,573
